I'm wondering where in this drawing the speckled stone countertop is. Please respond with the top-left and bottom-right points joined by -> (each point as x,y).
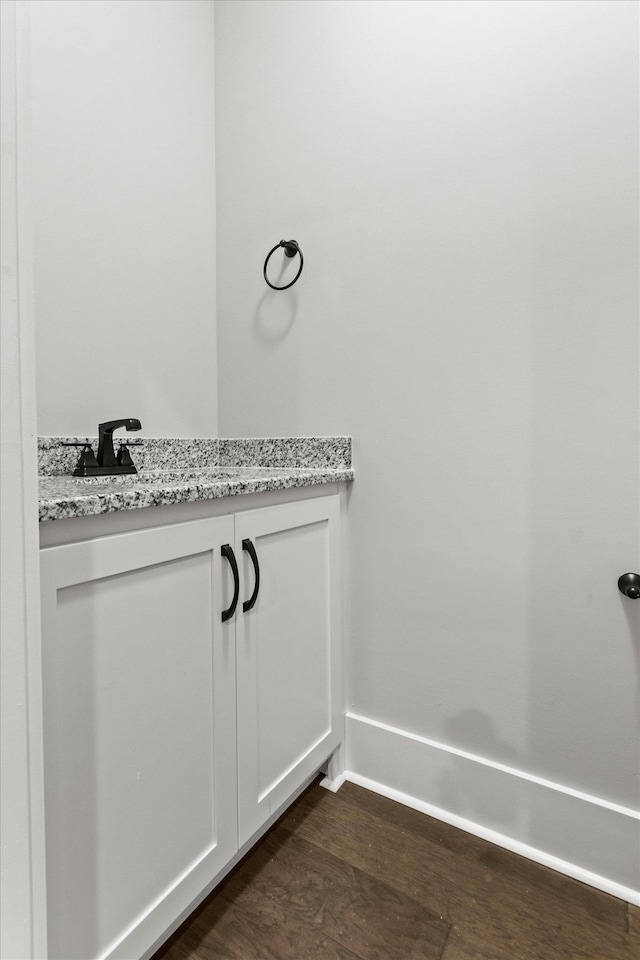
38,437 -> 353,522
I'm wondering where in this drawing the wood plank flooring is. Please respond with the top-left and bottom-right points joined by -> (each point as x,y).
151,778 -> 640,960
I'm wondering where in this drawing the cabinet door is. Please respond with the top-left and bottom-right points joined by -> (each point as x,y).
40,517 -> 238,960
235,496 -> 342,845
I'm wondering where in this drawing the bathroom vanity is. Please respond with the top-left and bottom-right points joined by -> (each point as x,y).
38,439 -> 352,960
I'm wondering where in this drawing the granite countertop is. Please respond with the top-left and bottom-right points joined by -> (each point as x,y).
38,437 -> 353,522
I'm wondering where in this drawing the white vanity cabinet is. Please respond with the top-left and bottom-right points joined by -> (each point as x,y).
39,492 -> 343,960
234,496 -> 342,846
40,515 -> 239,960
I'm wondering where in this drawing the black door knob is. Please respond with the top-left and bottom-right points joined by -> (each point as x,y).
618,573 -> 640,599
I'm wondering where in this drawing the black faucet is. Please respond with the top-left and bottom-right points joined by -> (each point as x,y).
97,418 -> 142,469
70,418 -> 142,477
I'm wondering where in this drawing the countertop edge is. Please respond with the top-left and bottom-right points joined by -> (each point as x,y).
38,467 -> 355,523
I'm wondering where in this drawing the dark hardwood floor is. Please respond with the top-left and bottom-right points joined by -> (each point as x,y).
151,778 -> 640,960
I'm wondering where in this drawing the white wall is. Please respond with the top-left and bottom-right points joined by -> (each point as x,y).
1,3 -> 46,955
30,0 -> 217,438
215,0 -> 639,895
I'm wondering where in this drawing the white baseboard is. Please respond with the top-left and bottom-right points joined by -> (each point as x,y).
320,772 -> 347,793
345,713 -> 640,905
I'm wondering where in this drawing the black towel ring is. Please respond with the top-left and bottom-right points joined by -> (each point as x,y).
263,239 -> 304,290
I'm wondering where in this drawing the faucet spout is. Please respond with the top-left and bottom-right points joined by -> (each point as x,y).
97,418 -> 142,467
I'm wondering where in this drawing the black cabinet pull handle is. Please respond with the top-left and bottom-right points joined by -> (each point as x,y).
242,538 -> 260,612
221,544 -> 240,621
618,573 -> 640,599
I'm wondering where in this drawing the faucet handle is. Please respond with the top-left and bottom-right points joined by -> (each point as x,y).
71,444 -> 100,476
116,440 -> 143,470
116,444 -> 135,468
